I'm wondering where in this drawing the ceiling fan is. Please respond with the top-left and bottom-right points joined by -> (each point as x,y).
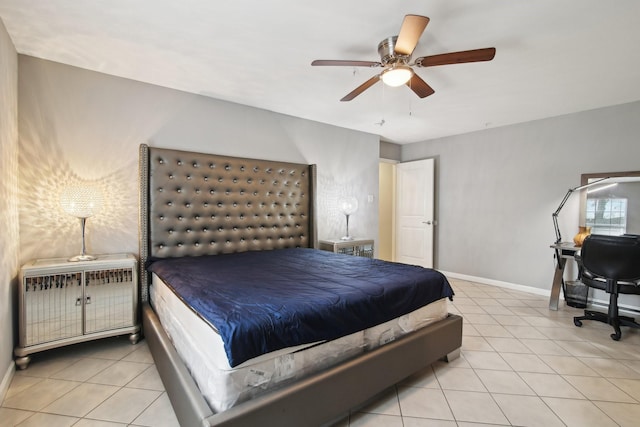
311,14 -> 496,102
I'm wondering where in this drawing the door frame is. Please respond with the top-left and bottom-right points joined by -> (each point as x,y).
378,160 -> 398,262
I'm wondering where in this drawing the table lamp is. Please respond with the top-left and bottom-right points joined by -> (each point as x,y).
339,197 -> 359,241
60,185 -> 104,261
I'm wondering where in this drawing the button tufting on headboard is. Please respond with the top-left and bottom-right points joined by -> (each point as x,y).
139,145 -> 318,297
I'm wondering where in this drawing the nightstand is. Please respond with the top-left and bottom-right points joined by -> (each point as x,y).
14,253 -> 140,369
319,238 -> 375,258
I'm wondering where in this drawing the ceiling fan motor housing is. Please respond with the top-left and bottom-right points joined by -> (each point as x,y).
378,36 -> 410,65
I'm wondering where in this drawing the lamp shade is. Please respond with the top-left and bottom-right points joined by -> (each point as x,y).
339,197 -> 359,216
380,65 -> 414,87
59,185 -> 104,218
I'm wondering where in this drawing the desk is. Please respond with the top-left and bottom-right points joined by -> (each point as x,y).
549,243 -> 580,310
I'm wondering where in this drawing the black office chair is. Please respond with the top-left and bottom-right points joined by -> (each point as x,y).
573,234 -> 640,340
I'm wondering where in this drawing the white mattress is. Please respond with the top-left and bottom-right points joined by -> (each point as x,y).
150,273 -> 448,413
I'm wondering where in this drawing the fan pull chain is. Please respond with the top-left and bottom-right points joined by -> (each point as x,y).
407,79 -> 413,117
377,77 -> 387,126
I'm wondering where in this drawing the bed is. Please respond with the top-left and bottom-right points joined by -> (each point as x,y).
138,144 -> 463,426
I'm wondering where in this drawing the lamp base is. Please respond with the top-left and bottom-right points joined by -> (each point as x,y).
68,254 -> 97,262
341,236 -> 354,241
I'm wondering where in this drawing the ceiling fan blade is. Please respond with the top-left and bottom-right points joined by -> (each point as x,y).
406,74 -> 435,98
415,47 -> 496,67
394,15 -> 430,56
340,75 -> 380,102
311,60 -> 381,67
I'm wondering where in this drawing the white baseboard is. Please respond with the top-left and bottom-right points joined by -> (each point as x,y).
0,360 -> 15,404
440,271 -> 551,297
442,270 -> 640,316
589,298 -> 640,315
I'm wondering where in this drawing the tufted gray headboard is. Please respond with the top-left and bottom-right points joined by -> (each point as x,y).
138,144 -> 318,301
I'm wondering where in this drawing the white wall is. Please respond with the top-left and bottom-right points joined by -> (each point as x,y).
0,17 -> 19,399
402,101 -> 640,296
17,56 -> 380,264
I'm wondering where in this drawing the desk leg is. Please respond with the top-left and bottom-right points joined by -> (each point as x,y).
549,255 -> 566,310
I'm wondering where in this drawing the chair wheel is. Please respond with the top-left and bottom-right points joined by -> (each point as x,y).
574,319 -> 582,327
611,331 -> 621,341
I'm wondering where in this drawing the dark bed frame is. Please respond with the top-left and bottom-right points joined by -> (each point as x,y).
138,144 -> 462,426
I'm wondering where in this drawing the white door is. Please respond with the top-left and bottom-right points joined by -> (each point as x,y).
395,159 -> 435,268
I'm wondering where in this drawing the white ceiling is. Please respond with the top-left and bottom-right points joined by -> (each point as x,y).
1,0 -> 639,144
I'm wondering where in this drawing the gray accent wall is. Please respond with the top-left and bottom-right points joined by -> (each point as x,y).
17,56 -> 380,264
380,140 -> 401,161
402,101 -> 640,295
0,17 -> 19,398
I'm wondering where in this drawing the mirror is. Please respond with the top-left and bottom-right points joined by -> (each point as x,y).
580,171 -> 640,236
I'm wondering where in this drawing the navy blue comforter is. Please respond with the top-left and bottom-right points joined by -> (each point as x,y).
148,248 -> 453,367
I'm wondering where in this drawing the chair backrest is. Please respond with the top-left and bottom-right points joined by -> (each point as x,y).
580,234 -> 640,281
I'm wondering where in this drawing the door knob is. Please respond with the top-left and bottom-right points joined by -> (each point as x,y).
422,220 -> 432,225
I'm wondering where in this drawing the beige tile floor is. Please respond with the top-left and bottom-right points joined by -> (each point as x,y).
1,337 -> 179,427
4,278 -> 640,426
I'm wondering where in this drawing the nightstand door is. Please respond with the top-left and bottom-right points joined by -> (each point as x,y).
84,266 -> 137,334
21,271 -> 83,347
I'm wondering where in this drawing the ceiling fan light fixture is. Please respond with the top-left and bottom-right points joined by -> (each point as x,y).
381,64 -> 414,87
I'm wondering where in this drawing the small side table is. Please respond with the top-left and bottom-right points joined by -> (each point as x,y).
319,238 -> 374,258
15,253 -> 140,369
